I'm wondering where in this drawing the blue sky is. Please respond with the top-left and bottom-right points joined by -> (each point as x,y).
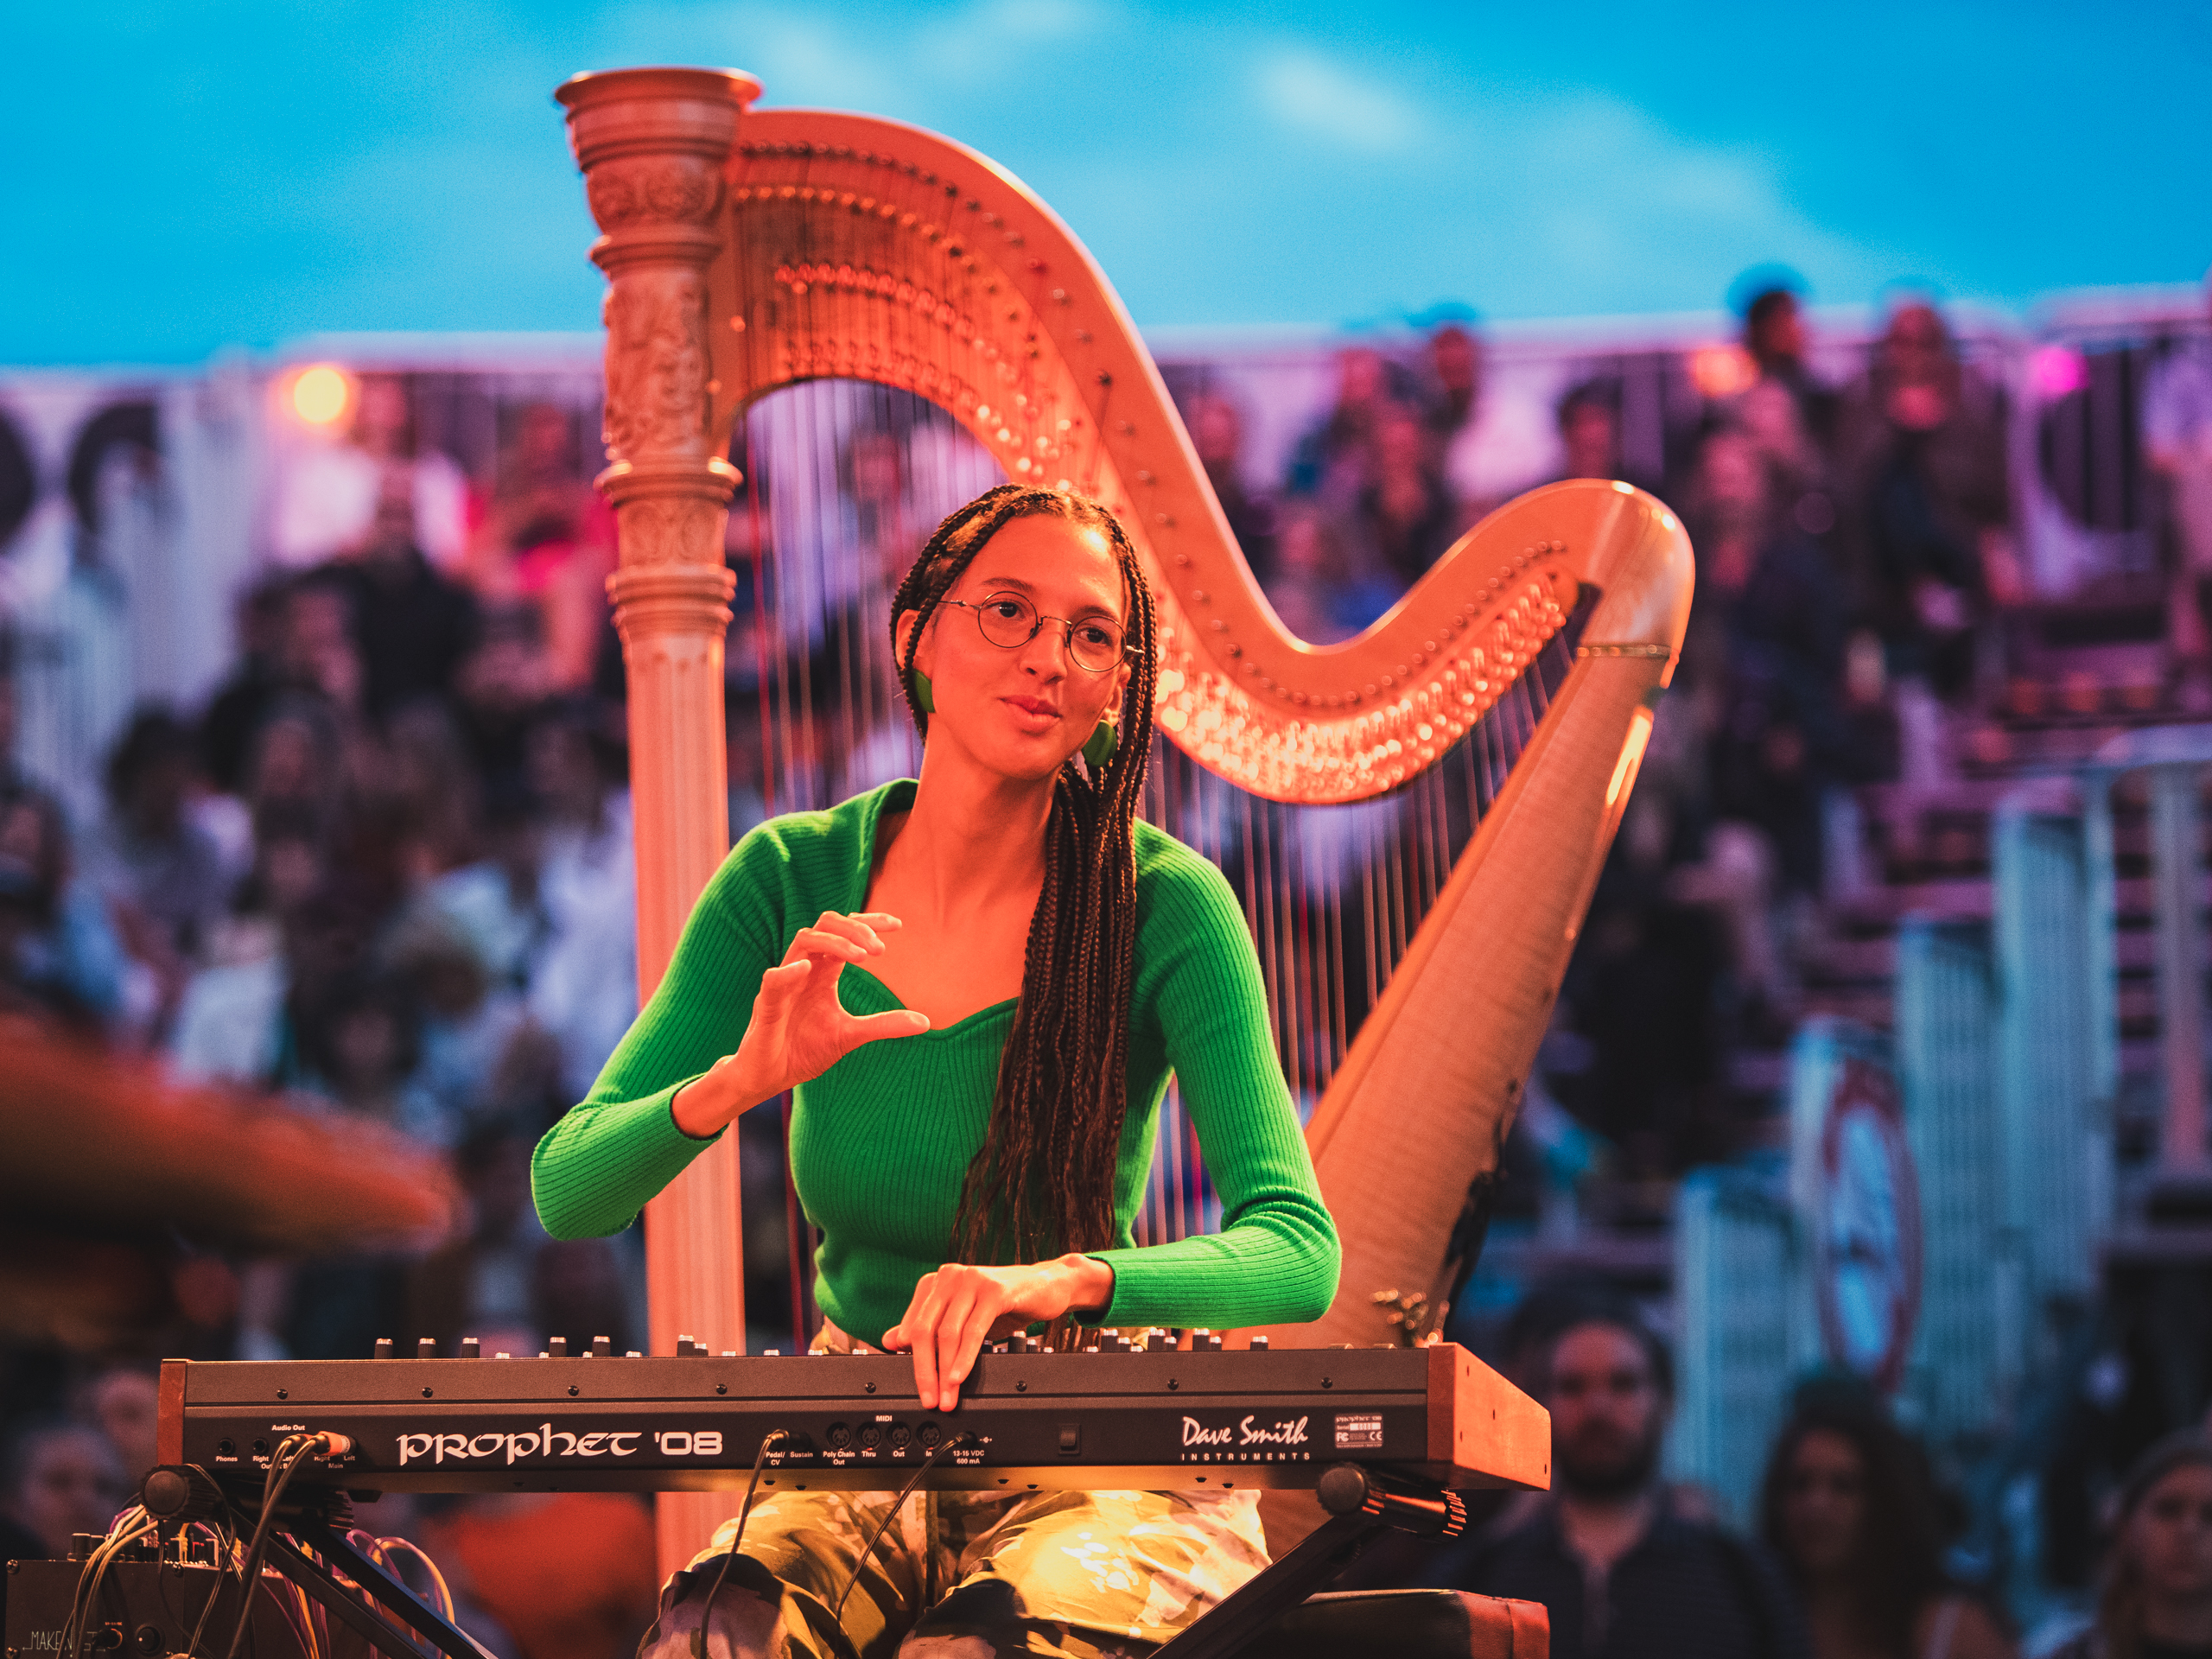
8,2 -> 2207,365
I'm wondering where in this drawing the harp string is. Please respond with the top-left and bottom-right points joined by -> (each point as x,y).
728,378 -> 1583,1332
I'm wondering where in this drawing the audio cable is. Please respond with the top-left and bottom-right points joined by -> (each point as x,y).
693,1429 -> 791,1659
63,1505 -> 157,1659
218,1433 -> 335,1659
829,1432 -> 979,1629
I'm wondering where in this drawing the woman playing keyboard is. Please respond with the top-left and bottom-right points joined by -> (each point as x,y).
532,483 -> 1339,1658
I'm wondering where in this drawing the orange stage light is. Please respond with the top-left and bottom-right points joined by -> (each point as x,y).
1688,343 -> 1759,399
289,363 -> 355,428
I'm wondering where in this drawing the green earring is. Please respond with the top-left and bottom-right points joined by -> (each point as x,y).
913,667 -> 1113,768
1081,718 -> 1119,772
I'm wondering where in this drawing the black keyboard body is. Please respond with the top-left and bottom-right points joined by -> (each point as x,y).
157,1343 -> 1549,1496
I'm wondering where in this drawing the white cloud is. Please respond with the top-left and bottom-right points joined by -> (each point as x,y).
1479,92 -> 1904,309
960,0 -> 1104,41
1255,48 -> 1421,154
741,16 -> 906,108
551,3 -> 1923,321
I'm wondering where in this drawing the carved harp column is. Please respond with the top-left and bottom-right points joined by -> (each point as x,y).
557,67 -> 756,1571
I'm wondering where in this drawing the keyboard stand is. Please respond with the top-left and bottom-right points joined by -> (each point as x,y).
154,1460 -> 1465,1659
267,1516 -> 498,1659
1152,1464 -> 1468,1659
143,1468 -> 493,1659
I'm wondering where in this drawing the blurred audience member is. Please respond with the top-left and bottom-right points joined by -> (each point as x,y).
1689,428 -> 1853,896
454,607 -> 554,806
384,701 -> 484,885
1834,301 -> 2018,702
279,576 -> 371,724
1188,391 -> 1278,584
1265,504 -> 1397,642
82,709 -> 238,1033
467,404 -> 602,593
167,843 -> 299,1084
297,969 -> 442,1143
1432,1297 -> 1805,1658
843,426 -> 916,589
1440,326 -> 1564,524
2146,272 -> 2212,679
1558,791 -> 1737,1173
244,695 -> 350,846
271,372 -> 468,571
1741,282 -> 1840,451
466,403 -> 613,691
1732,283 -> 1839,539
199,577 -> 294,795
524,704 -> 638,1103
1558,379 -> 1632,486
1262,503 -> 1347,643
0,1420 -> 124,1561
1761,1396 -> 2012,1659
0,640 -> 24,798
2050,1433 -> 2212,1659
388,912 -> 554,1143
1424,321 -> 1483,436
328,480 -> 482,722
1287,343 -> 1412,503
0,783 -> 125,1030
429,784 -> 546,995
1358,401 -> 1457,586
81,1367 -> 161,1486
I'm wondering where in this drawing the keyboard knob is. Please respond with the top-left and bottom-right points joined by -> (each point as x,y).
591,1336 -> 613,1357
460,1338 -> 480,1358
416,1338 -> 437,1359
548,1337 -> 569,1357
1249,1334 -> 1269,1351
373,1338 -> 394,1359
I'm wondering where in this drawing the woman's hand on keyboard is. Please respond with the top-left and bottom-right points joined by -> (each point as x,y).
884,1255 -> 1115,1413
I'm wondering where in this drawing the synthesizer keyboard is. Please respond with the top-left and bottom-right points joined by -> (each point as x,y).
156,1339 -> 1549,1496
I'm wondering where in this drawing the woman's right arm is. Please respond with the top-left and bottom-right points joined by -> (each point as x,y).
531,845 -> 777,1240
531,839 -> 927,1239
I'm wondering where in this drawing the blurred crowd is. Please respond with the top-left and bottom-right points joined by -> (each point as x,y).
4,275 -> 2212,1658
1183,283 -> 2036,1186
1337,1285 -> 2212,1659
0,376 -> 666,1656
3,377 -> 648,1334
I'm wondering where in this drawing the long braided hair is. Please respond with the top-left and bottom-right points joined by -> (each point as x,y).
891,484 -> 1160,1266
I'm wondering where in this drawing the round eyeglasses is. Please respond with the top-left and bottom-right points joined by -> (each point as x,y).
939,593 -> 1128,674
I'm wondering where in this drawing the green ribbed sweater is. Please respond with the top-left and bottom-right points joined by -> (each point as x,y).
531,779 -> 1339,1346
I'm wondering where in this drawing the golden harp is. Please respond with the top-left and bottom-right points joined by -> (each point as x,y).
555,67 -> 1690,1558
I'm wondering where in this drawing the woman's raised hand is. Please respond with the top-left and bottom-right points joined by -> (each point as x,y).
671,911 -> 929,1136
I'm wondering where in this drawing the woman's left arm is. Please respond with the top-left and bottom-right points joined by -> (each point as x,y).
882,854 -> 1338,1410
1085,853 -> 1340,1332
